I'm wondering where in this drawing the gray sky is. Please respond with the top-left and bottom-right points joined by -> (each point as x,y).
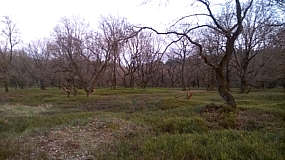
0,0 -> 199,43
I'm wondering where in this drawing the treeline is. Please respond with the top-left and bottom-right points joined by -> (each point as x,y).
0,0 -> 284,98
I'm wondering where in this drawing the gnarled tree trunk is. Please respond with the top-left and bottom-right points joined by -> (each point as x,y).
215,67 -> 236,108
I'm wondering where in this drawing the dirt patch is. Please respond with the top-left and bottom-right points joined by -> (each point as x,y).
200,104 -> 225,122
200,103 -> 281,130
200,103 -> 236,129
25,117 -> 143,160
236,110 -> 279,130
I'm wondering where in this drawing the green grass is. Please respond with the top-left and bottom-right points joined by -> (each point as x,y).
154,116 -> 208,134
0,112 -> 93,137
104,130 -> 284,160
0,87 -> 284,159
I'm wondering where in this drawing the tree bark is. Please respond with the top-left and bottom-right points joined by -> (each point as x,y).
215,67 -> 236,108
226,62 -> 231,91
4,81 -> 9,92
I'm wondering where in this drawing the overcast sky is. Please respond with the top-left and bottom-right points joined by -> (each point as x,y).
0,0 -> 201,43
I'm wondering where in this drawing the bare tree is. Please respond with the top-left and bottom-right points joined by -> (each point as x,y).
170,37 -> 194,90
271,27 -> 285,89
233,1 -> 282,93
138,0 -> 254,108
0,16 -> 20,92
119,33 -> 142,88
100,16 -> 132,89
165,57 -> 180,88
5,50 -> 32,89
135,32 -> 166,88
53,17 -> 110,96
26,40 -> 52,90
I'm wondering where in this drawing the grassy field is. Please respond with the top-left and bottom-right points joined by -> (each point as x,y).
0,88 -> 284,160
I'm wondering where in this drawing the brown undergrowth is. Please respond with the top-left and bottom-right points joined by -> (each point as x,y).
4,117 -> 145,160
200,103 -> 282,131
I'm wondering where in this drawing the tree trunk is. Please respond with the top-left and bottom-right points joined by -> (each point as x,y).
85,88 -> 93,97
207,69 -> 215,91
72,87 -> 78,96
160,69 -> 164,87
19,82 -> 24,89
130,73 -> 135,88
240,61 -> 249,93
170,78 -> 175,88
4,81 -> 9,92
141,81 -> 147,88
215,68 -> 236,108
181,61 -> 186,90
240,75 -> 248,93
226,62 -> 231,91
282,79 -> 285,89
122,75 -> 127,88
112,44 -> 118,90
197,79 -> 200,88
39,80 -> 46,90
112,62 -> 117,89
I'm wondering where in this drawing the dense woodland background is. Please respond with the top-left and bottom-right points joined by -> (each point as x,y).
0,0 -> 284,96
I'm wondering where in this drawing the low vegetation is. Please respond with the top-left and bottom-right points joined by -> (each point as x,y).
0,88 -> 284,159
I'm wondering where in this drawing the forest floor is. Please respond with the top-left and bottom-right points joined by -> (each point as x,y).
0,88 -> 284,160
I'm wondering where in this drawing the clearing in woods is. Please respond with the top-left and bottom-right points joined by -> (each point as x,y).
0,88 -> 284,160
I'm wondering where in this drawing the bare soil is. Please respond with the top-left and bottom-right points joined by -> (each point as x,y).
23,117 -> 142,160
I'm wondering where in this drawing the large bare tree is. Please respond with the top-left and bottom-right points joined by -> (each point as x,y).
26,40 -> 52,90
135,32 -> 167,88
53,17 -> 110,96
138,0 -> 254,108
0,16 -> 20,92
119,33 -> 142,88
100,16 -> 132,89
